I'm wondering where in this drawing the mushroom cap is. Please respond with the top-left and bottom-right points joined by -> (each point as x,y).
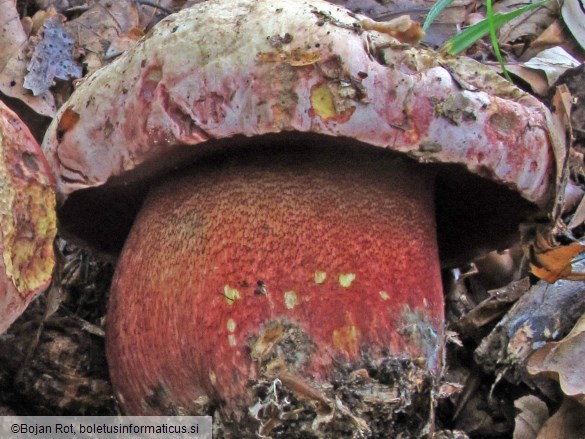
42,0 -> 554,263
0,100 -> 56,334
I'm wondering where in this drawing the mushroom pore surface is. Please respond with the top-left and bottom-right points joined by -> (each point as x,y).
106,147 -> 443,416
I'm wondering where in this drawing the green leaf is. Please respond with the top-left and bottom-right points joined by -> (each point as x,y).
423,0 -> 455,31
443,1 -> 547,55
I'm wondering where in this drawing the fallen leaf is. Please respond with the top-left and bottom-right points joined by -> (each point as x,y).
561,0 -> 585,50
548,84 -> 572,220
506,64 -> 549,95
523,210 -> 585,284
553,64 -> 585,142
568,188 -> 585,230
528,240 -> 585,283
30,7 -> 59,36
0,1 -> 26,68
536,398 -> 585,439
527,312 -> 585,405
65,0 -> 141,72
523,47 -> 580,86
496,0 -> 559,45
522,85 -> 582,284
513,395 -> 549,439
529,19 -> 566,52
24,16 -> 82,96
104,27 -> 144,60
0,0 -> 56,117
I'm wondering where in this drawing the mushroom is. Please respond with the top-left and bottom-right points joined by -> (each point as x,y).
0,100 -> 56,334
42,0 -> 554,421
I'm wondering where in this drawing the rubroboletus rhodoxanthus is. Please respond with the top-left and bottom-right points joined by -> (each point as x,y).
40,0 -> 555,432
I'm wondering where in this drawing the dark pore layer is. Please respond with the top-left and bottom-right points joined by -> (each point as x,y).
56,132 -> 536,266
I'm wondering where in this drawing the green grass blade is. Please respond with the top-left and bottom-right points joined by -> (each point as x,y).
443,1 -> 547,55
487,0 -> 513,81
423,0 -> 455,31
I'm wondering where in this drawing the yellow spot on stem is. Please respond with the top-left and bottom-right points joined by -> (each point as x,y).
332,325 -> 361,357
339,273 -> 356,288
209,371 -> 217,385
227,318 -> 236,332
228,334 -> 237,347
284,291 -> 299,309
311,84 -> 337,120
314,271 -> 327,284
379,291 -> 390,301
223,285 -> 240,305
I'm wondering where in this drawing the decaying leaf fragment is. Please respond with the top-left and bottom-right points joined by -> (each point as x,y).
561,0 -> 585,51
475,260 -> 585,380
526,233 -> 585,283
64,0 -> 142,72
0,0 -> 56,117
0,100 -> 56,334
513,395 -> 549,439
359,15 -> 424,45
24,16 -> 82,96
534,398 -> 585,439
527,312 -> 585,406
522,85 -> 584,283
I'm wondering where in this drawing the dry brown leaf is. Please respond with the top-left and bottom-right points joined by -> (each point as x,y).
522,85 -> 584,284
536,398 -> 585,439
496,0 -> 559,45
527,313 -> 585,406
523,213 -> 585,285
65,0 -> 141,72
30,7 -> 59,36
568,190 -> 585,230
528,240 -> 585,283
513,395 -> 549,439
549,84 -> 572,216
104,27 -> 144,60
529,20 -> 566,53
0,0 -> 25,67
506,64 -> 549,95
0,0 -> 56,117
554,65 -> 585,143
